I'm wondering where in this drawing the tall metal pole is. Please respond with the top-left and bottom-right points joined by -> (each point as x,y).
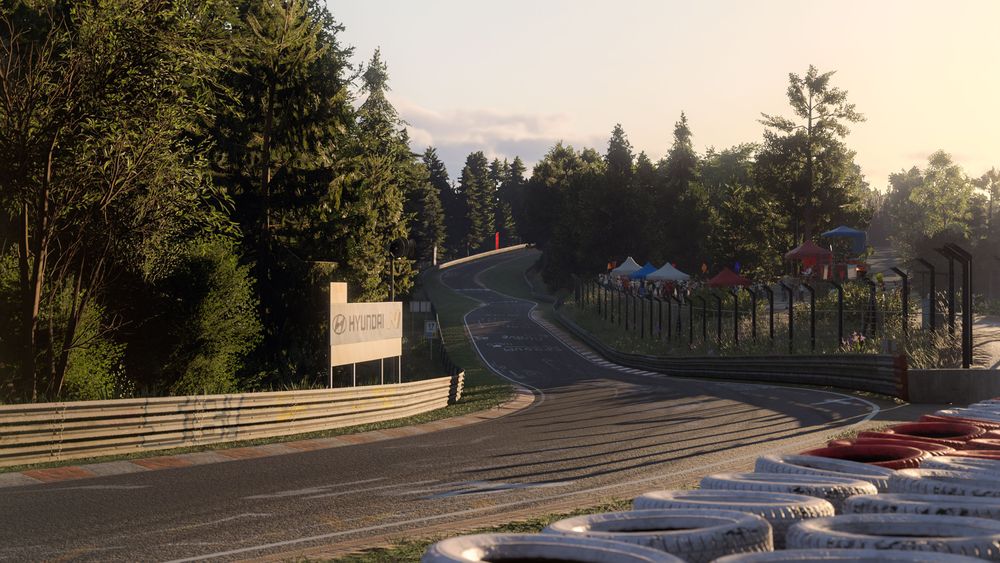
830,280 -> 844,346
779,282 -> 794,354
802,282 -> 816,352
891,267 -> 909,336
731,288 -> 740,347
946,243 -> 974,368
915,258 -> 935,331
744,287 -> 757,342
712,293 -> 723,347
863,277 -> 878,338
763,285 -> 775,342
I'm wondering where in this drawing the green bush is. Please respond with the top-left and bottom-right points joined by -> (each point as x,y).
166,238 -> 262,395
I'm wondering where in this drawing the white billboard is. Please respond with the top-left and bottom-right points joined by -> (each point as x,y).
330,301 -> 403,366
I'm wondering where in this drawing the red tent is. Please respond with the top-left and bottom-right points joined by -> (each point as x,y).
707,267 -> 752,287
784,240 -> 833,260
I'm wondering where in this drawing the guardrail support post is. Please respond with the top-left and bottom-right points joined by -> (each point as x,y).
779,282 -> 794,354
915,258 -> 936,331
802,282 -> 816,352
831,280 -> 844,346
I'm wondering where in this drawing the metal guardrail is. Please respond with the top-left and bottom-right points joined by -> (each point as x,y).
0,374 -> 463,468
437,244 -> 531,270
552,304 -> 905,398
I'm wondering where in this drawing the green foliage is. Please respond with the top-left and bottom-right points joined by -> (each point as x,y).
62,305 -> 131,402
167,238 -> 262,395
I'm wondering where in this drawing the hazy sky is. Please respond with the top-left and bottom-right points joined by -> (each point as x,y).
328,0 -> 1000,190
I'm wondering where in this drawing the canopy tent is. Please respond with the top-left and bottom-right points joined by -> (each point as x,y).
610,257 -> 641,276
821,225 -> 867,255
647,262 -> 690,282
707,267 -> 752,287
629,262 -> 658,280
784,240 -> 833,261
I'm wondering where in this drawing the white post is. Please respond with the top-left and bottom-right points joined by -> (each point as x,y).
398,355 -> 402,384
352,363 -> 356,387
329,368 -> 333,389
380,358 -> 384,385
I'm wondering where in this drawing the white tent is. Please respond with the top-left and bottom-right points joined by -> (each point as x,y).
646,262 -> 690,282
609,257 -> 641,276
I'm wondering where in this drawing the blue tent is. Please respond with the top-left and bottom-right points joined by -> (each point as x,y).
630,262 -> 658,280
821,226 -> 866,255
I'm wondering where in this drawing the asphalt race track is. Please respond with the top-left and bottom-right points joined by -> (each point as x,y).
0,251 -> 905,561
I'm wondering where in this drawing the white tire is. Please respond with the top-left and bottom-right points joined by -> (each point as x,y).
936,409 -> 1000,422
923,456 -> 1000,473
786,514 -> 1000,559
844,493 -> 1000,520
421,533 -> 683,562
542,508 -> 772,563
889,468 -> 1000,496
700,472 -> 878,513
633,489 -> 833,549
714,548 -> 985,562
754,455 -> 893,492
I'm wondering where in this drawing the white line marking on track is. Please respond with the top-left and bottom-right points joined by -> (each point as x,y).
243,478 -> 385,500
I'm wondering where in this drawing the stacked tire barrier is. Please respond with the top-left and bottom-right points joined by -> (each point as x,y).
423,397 -> 1000,562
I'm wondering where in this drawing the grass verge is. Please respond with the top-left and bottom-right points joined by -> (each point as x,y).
331,498 -> 632,562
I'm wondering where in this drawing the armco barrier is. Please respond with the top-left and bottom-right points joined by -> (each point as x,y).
437,244 -> 531,270
553,305 -> 905,398
0,373 -> 463,468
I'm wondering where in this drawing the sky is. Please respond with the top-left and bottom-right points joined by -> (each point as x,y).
328,0 -> 1000,191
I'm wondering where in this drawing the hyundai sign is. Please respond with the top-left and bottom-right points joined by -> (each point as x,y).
329,283 -> 402,367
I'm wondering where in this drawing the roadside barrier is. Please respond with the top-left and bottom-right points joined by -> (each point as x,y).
785,513 -> 1000,558
797,445 -> 929,470
753,454 -> 893,492
552,304 -> 905,397
844,493 -> 1000,521
436,244 -> 532,270
632,490 -> 833,549
542,509 -> 773,563
0,373 -> 463,468
421,533 -> 682,562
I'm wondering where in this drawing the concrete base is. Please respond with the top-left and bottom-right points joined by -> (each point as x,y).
908,368 -> 1000,404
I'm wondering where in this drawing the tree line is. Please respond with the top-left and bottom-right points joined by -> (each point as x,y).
2,1 -> 995,404
0,0 -> 466,402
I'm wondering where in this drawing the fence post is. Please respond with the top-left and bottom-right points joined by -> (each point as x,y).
945,243 -> 974,368
890,267 -> 909,336
779,282 -> 794,354
802,282 -> 816,352
763,285 -> 775,342
712,292 -> 723,347
830,280 -> 844,346
915,258 -> 936,331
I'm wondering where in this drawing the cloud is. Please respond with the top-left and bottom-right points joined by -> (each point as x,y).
392,96 -> 604,178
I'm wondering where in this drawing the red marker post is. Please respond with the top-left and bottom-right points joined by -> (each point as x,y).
495,231 -> 500,249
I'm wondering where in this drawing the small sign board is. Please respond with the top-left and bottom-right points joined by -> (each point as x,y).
424,320 -> 438,339
409,300 -> 432,313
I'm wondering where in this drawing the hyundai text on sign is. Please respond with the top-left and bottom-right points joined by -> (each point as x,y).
329,287 -> 402,366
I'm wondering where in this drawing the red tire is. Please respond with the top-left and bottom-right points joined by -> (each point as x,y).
983,430 -> 1000,440
857,431 -> 967,450
799,445 -> 928,470
852,437 -> 954,456
921,414 -> 1000,431
886,422 -> 984,442
826,439 -> 851,447
966,438 -> 1000,451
